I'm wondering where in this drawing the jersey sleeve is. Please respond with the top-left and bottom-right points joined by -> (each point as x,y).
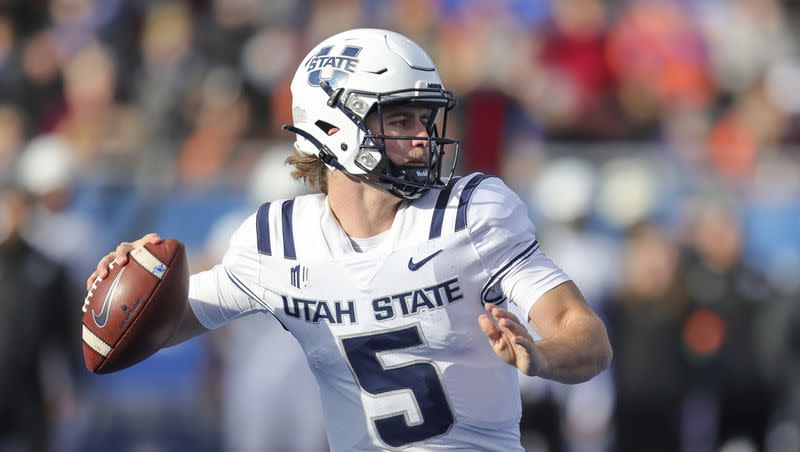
466,176 -> 571,319
188,212 -> 270,330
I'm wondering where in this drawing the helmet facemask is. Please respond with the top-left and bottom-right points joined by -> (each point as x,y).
349,87 -> 460,199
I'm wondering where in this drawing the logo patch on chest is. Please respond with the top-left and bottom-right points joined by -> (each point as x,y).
290,264 -> 311,289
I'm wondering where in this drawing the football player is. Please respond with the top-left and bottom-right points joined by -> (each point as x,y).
89,29 -> 612,451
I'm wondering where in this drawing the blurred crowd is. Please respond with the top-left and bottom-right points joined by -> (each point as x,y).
1,0 -> 799,451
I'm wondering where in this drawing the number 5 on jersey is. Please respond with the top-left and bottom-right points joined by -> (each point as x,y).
340,325 -> 455,448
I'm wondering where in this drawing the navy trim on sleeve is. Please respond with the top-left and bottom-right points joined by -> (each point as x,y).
281,199 -> 296,260
455,174 -> 493,232
479,239 -> 540,304
256,202 -> 272,255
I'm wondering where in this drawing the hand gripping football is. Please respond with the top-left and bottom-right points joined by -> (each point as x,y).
82,239 -> 189,374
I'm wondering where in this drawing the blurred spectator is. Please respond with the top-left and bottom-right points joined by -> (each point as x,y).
536,0 -> 619,140
196,0 -> 273,68
610,222 -> 689,452
756,276 -> 800,452
134,1 -> 200,144
697,0 -> 795,98
53,40 -> 145,180
239,27 -> 301,138
0,103 -> 24,181
19,28 -> 64,132
0,185 -> 79,452
48,0 -> 100,58
606,0 -> 713,138
16,133 -> 98,289
680,197 -> 775,449
743,153 -> 800,296
178,67 -> 250,187
708,79 -> 790,182
0,14 -> 23,101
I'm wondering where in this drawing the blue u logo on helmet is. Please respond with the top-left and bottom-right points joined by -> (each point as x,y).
306,45 -> 362,88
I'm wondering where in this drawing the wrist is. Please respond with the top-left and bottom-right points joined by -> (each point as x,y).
524,343 -> 549,377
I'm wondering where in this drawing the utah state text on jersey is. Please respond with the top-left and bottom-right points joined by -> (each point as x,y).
281,278 -> 462,324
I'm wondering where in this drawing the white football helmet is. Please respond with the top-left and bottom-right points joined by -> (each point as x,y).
284,28 -> 459,199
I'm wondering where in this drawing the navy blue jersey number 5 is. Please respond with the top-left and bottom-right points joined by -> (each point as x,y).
340,325 -> 455,447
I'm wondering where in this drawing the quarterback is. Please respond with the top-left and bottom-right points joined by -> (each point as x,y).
89,29 -> 612,451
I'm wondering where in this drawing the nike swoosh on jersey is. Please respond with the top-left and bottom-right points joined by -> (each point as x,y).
408,250 -> 443,271
92,267 -> 126,328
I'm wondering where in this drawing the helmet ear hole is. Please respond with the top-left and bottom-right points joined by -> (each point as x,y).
315,120 -> 339,135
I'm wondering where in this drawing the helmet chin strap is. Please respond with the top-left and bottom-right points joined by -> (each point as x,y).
282,124 -> 419,198
281,124 -> 347,172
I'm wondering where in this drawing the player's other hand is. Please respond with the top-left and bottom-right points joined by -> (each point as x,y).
86,233 -> 163,291
478,303 -> 544,376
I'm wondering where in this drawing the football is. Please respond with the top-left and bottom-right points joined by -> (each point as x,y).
81,239 -> 189,374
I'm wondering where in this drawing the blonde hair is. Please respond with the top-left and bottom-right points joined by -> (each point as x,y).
286,148 -> 329,194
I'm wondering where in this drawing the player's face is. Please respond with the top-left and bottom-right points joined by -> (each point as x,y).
365,105 -> 433,166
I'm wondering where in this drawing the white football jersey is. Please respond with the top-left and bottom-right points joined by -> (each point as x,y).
189,173 -> 570,451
